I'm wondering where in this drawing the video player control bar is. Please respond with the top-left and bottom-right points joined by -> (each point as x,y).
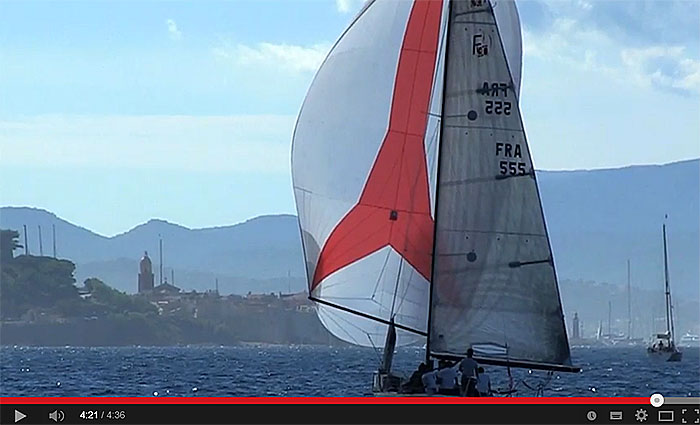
3,403 -> 700,425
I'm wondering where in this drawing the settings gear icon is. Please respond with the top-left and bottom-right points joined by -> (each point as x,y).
635,409 -> 649,422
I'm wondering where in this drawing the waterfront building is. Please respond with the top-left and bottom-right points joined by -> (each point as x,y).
138,251 -> 155,293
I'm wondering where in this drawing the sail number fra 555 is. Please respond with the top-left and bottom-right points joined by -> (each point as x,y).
496,142 -> 526,176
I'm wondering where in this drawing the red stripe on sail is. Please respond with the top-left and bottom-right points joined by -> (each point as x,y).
311,0 -> 443,291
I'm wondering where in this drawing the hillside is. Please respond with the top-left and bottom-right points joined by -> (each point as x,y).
1,159 -> 698,300
539,159 -> 699,297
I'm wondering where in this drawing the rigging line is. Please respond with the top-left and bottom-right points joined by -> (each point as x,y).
292,186 -> 314,195
322,307 -> 362,347
333,306 -> 377,334
366,333 -> 385,367
389,256 -> 404,318
314,237 -> 383,275
325,301 -> 385,347
315,279 -> 357,292
394,268 -> 418,315
371,249 -> 393,301
330,307 -> 389,367
499,316 -> 515,395
295,197 -> 312,292
315,224 -> 387,266
323,296 -> 386,302
427,123 -> 440,179
292,185 -> 357,205
316,209 -> 385,249
309,296 -> 428,337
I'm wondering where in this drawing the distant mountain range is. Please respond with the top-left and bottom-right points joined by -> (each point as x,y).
2,159 -> 698,301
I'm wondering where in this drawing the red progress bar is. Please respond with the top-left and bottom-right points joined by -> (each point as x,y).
1,397 -> 648,404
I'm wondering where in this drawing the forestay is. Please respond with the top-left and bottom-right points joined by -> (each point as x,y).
428,0 -> 572,367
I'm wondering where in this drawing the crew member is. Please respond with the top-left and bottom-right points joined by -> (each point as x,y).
459,348 -> 479,396
476,366 -> 492,396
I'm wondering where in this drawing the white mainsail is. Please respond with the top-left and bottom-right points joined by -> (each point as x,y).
291,0 -> 573,371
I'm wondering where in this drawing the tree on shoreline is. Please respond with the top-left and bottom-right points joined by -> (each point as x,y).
0,229 -> 22,263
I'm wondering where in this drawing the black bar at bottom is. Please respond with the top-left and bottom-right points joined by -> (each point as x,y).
3,403 -> 698,425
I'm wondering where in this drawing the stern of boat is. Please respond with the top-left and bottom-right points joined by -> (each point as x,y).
646,347 -> 683,362
372,371 -> 402,393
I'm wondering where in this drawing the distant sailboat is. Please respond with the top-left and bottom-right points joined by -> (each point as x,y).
292,0 -> 579,395
646,220 -> 682,362
622,260 -> 643,346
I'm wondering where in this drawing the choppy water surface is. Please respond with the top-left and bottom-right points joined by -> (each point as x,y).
1,345 -> 698,397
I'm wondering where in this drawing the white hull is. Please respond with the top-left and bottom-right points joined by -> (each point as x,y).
646,348 -> 682,362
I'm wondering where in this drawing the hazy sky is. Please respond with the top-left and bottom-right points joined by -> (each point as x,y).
1,0 -> 698,236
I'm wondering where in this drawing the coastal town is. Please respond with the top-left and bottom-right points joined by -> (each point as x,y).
0,229 -> 339,347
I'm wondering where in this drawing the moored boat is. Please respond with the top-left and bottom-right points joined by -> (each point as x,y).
646,221 -> 682,362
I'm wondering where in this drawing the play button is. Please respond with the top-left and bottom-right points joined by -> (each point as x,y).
14,410 -> 27,423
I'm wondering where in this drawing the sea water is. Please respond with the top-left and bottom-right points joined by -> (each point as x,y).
1,345 -> 698,397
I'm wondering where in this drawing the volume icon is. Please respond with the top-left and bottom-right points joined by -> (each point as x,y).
48,410 -> 65,422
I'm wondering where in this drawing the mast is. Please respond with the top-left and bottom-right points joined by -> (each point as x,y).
52,224 -> 57,258
627,259 -> 631,339
662,221 -> 675,346
380,256 -> 404,373
159,235 -> 163,285
380,318 -> 397,373
425,0 -> 452,365
38,225 -> 43,256
608,300 -> 612,337
23,224 -> 29,255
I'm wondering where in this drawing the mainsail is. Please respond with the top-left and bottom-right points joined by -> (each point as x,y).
292,0 -> 574,371
427,0 -> 573,369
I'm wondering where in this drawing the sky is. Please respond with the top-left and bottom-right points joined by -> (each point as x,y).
1,0 -> 698,236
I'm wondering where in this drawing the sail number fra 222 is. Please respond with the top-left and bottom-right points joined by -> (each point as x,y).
480,82 -> 512,115
485,100 -> 511,115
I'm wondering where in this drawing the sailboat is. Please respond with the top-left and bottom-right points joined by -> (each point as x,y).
622,260 -> 644,346
646,221 -> 682,362
291,0 -> 579,395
